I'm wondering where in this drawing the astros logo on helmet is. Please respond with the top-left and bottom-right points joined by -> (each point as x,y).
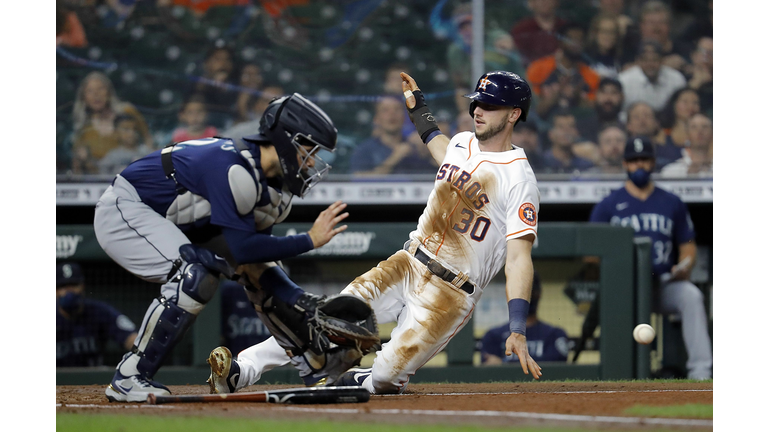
478,78 -> 492,91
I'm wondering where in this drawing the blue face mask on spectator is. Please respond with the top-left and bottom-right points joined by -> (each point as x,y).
59,291 -> 84,315
628,168 -> 651,188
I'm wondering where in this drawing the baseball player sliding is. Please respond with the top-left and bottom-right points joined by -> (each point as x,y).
93,93 -> 363,402
207,70 -> 543,395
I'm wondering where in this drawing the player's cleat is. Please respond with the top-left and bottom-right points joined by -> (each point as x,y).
207,346 -> 241,394
105,371 -> 171,402
333,367 -> 372,387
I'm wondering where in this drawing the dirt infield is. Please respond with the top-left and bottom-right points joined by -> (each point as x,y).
56,381 -> 713,430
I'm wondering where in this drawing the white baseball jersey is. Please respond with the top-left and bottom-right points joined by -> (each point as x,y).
231,131 -> 542,395
411,131 -> 540,291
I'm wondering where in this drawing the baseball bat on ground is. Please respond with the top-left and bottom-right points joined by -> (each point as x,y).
146,386 -> 370,405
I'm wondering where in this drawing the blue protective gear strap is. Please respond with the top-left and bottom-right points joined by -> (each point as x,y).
508,298 -> 530,336
425,130 -> 444,145
259,266 -> 304,307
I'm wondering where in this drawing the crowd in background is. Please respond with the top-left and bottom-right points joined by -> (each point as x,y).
56,0 -> 713,179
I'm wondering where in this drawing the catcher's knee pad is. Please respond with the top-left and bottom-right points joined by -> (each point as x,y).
124,296 -> 197,378
179,244 -> 234,278
173,263 -> 220,314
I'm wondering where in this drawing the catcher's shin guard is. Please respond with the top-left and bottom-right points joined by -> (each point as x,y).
119,260 -> 221,379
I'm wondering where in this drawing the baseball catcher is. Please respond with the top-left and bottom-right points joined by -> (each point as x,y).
95,93 -> 377,402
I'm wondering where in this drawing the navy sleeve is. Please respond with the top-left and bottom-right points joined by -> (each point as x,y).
589,199 -> 611,223
98,302 -> 137,347
673,197 -> 696,245
223,226 -> 314,264
480,325 -> 506,360
541,327 -> 570,362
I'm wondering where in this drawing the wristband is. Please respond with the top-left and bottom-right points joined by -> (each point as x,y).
508,298 -> 530,336
406,90 -> 440,144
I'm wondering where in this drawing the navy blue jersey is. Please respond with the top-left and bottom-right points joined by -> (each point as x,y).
219,281 -> 271,356
589,185 -> 695,275
480,321 -> 569,363
121,138 -> 270,233
56,299 -> 136,367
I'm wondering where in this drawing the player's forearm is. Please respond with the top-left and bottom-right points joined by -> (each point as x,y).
223,227 -> 313,264
504,237 -> 535,335
678,241 -> 697,267
505,252 -> 534,302
425,133 -> 449,163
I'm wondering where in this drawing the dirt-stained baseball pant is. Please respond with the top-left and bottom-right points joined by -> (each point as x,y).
234,249 -> 481,394
659,279 -> 713,379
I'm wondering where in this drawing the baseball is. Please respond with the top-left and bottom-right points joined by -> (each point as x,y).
633,324 -> 655,344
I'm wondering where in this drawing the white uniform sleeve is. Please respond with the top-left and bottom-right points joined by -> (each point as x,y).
505,181 -> 540,241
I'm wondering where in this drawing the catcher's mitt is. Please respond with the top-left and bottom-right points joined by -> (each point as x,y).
310,295 -> 381,355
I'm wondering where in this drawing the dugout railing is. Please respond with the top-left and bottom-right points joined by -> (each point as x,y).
57,222 -> 659,385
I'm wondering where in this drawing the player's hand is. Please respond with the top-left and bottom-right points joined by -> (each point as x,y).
505,332 -> 542,380
307,201 -> 349,249
401,72 -> 420,110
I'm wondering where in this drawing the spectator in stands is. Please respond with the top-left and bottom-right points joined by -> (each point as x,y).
684,37 -> 713,117
222,86 -> 284,141
675,0 -> 713,57
586,123 -> 627,174
624,101 -> 678,171
622,1 -> 689,73
452,111 -> 475,136
480,272 -> 569,364
382,62 -> 422,148
71,71 -> 153,174
446,4 -> 526,90
527,22 -> 601,122
584,13 -> 624,78
541,110 -> 594,174
56,262 -> 138,367
660,113 -> 713,178
350,96 -> 436,176
100,0 -> 138,29
189,43 -> 238,123
97,114 -> 152,175
485,29 -> 526,79
527,24 -> 600,121
659,87 -> 701,149
56,3 -> 87,47
595,0 -> 633,43
219,281 -> 271,356
510,0 -> 568,66
618,40 -> 686,115
233,63 -> 264,125
171,94 -> 219,143
512,121 -> 545,172
577,77 -> 624,143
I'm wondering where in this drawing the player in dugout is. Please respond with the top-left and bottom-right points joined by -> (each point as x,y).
205,70 -> 544,395
588,136 -> 712,380
480,271 -> 570,364
93,93 -> 378,402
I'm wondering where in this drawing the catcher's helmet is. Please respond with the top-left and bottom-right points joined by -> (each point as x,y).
244,93 -> 337,197
464,71 -> 532,122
